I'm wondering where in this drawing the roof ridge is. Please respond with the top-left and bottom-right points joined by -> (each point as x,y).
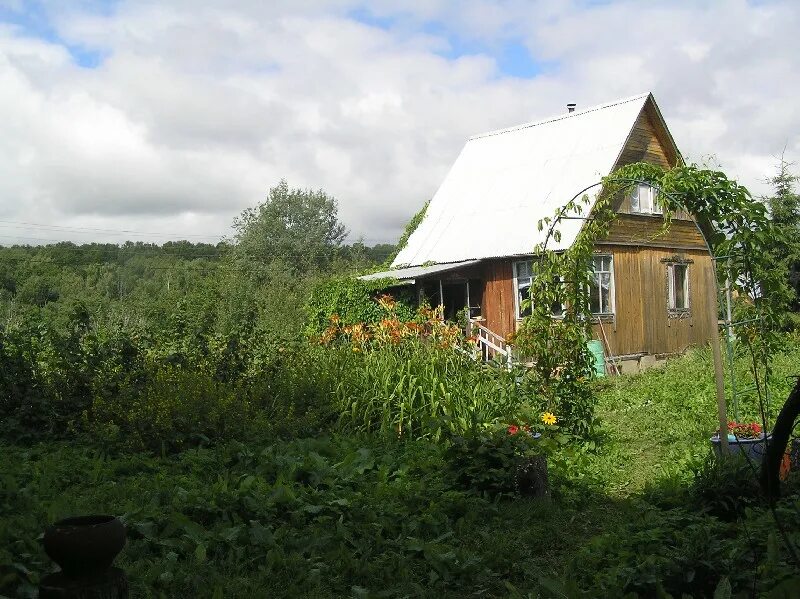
468,92 -> 651,141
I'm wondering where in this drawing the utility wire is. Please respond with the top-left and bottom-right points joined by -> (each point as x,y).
0,219 -> 228,238
0,219 -> 392,244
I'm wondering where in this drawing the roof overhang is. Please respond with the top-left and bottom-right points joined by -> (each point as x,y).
358,260 -> 481,284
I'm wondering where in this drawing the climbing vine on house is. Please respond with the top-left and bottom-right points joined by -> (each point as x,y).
304,277 -> 415,337
512,162 -> 791,441
511,185 -> 618,438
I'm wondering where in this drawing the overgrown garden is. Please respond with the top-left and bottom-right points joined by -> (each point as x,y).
2,170 -> 800,597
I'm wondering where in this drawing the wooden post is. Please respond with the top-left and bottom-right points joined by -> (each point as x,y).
709,267 -> 730,455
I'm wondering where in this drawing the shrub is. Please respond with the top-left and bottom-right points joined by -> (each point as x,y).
90,365 -> 265,453
445,428 -> 541,496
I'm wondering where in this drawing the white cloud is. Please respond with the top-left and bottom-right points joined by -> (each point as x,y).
0,0 -> 798,246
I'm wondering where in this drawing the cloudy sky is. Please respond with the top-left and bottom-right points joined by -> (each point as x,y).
1,0 -> 798,246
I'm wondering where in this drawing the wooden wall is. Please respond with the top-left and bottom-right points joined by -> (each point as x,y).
590,245 -> 715,357
615,100 -> 678,170
603,214 -> 707,250
472,241 -> 714,357
481,259 -> 515,338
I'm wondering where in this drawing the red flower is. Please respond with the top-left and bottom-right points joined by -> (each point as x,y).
507,425 -> 519,435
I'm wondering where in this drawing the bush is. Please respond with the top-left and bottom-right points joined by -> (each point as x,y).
90,365 -> 265,453
565,500 -> 800,597
689,454 -> 762,520
445,429 -> 540,496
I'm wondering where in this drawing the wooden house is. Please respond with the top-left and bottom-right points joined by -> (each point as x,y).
363,93 -> 716,373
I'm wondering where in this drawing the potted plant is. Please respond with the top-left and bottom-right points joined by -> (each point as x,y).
711,421 -> 771,463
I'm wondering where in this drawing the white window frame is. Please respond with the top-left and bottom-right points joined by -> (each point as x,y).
589,254 -> 615,316
668,262 -> 690,312
630,183 -> 662,215
513,260 -> 566,320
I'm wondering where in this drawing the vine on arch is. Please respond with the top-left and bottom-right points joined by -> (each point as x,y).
512,161 -> 791,441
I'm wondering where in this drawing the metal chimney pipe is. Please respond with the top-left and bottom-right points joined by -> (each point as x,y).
567,103 -> 576,113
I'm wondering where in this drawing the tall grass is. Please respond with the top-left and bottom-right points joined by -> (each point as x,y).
321,341 -> 528,440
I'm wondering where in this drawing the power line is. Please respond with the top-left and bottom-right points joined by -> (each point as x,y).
0,219 -> 228,239
0,219 -> 397,245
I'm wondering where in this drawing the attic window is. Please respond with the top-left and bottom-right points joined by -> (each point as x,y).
630,183 -> 662,215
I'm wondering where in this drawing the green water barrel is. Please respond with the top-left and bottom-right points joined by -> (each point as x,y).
587,340 -> 606,378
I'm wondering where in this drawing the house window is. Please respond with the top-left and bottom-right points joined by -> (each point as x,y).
630,183 -> 662,215
513,260 -> 565,319
589,255 -> 615,315
514,260 -> 533,319
668,263 -> 689,312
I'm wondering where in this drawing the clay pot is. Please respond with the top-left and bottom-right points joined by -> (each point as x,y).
43,515 -> 126,578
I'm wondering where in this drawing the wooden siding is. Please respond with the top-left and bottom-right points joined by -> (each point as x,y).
482,259 -> 515,338
613,104 -> 692,220
475,242 -> 715,357
616,102 -> 678,171
600,214 -> 708,249
591,245 -> 715,357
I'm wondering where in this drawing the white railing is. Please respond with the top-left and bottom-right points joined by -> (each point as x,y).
469,319 -> 513,369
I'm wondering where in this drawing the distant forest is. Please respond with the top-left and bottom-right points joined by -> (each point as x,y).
0,181 -> 396,343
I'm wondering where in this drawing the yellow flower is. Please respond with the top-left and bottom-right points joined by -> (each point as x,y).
541,412 -> 557,426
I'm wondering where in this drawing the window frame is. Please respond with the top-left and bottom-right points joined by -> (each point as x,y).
513,259 -> 567,320
667,262 -> 690,314
630,183 -> 663,215
513,260 -> 533,320
589,254 -> 616,317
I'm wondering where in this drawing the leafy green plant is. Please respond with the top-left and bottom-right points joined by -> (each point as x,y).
303,277 -> 414,337
445,428 -> 539,496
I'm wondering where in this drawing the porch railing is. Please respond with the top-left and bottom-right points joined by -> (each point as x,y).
469,319 -> 513,369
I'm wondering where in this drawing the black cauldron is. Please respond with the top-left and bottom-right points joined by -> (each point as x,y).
43,515 -> 126,578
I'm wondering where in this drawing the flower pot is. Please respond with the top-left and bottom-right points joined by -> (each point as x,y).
710,433 -> 772,463
43,515 -> 126,579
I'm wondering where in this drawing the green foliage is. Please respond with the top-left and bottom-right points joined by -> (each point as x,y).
386,200 -> 429,266
765,158 -> 800,310
0,437 -> 551,598
688,455 -> 762,521
232,179 -> 348,277
303,277 -> 414,337
3,175 -> 800,597
445,429 -> 544,496
2,344 -> 800,598
565,500 -> 800,597
331,340 -> 528,440
512,191 -> 616,438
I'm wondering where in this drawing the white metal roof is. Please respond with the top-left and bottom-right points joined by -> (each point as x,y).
392,93 -> 654,267
359,260 -> 480,283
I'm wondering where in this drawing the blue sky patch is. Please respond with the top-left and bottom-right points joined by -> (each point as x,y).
347,7 -> 398,31
422,20 -> 550,79
0,0 -> 114,68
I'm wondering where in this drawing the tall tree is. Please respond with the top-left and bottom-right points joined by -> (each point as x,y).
766,156 -> 800,310
232,179 -> 348,276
